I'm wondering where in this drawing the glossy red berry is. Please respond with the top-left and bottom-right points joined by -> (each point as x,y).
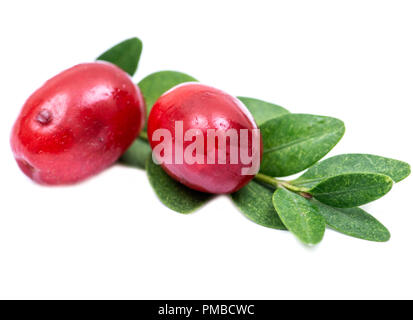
11,62 -> 145,185
147,83 -> 262,194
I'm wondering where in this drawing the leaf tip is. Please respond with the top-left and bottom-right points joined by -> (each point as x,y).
399,161 -> 411,182
96,37 -> 143,76
379,229 -> 391,242
383,174 -> 394,192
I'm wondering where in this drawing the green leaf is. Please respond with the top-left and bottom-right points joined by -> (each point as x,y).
146,157 -> 212,214
231,181 -> 286,230
97,37 -> 143,76
272,188 -> 325,245
260,114 -> 345,177
309,173 -> 393,208
119,138 -> 151,169
292,154 -> 411,189
311,201 -> 390,242
237,97 -> 289,126
139,71 -> 197,116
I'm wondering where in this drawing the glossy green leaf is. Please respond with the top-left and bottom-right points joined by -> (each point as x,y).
231,181 -> 286,230
309,173 -> 393,208
146,157 -> 212,214
292,153 -> 411,189
139,71 -> 197,116
260,114 -> 345,177
97,37 -> 142,76
272,188 -> 325,245
237,97 -> 289,126
311,201 -> 390,242
119,139 -> 151,169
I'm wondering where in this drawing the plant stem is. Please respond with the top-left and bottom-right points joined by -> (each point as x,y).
139,131 -> 148,141
254,173 -> 310,194
254,173 -> 280,188
300,192 -> 313,199
279,181 -> 309,193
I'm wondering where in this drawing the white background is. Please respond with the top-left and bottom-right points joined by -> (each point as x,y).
0,0 -> 412,299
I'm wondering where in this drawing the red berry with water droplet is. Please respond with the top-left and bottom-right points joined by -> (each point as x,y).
11,62 -> 145,185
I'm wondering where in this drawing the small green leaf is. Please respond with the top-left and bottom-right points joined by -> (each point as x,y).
119,139 -> 151,169
146,157 -> 212,214
272,188 -> 325,245
311,201 -> 390,242
231,181 -> 286,230
309,173 -> 393,208
260,114 -> 345,177
97,37 -> 143,76
292,154 -> 411,189
237,97 -> 289,126
139,71 -> 197,116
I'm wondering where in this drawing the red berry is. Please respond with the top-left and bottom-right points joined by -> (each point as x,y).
147,83 -> 262,194
11,62 -> 145,185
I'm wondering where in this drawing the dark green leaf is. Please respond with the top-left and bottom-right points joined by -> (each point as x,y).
237,97 -> 289,126
272,188 -> 325,245
119,139 -> 151,169
146,157 -> 212,214
311,201 -> 390,242
231,181 -> 286,230
139,71 -> 197,116
292,153 -> 411,189
97,37 -> 142,76
309,173 -> 393,208
260,114 -> 345,177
